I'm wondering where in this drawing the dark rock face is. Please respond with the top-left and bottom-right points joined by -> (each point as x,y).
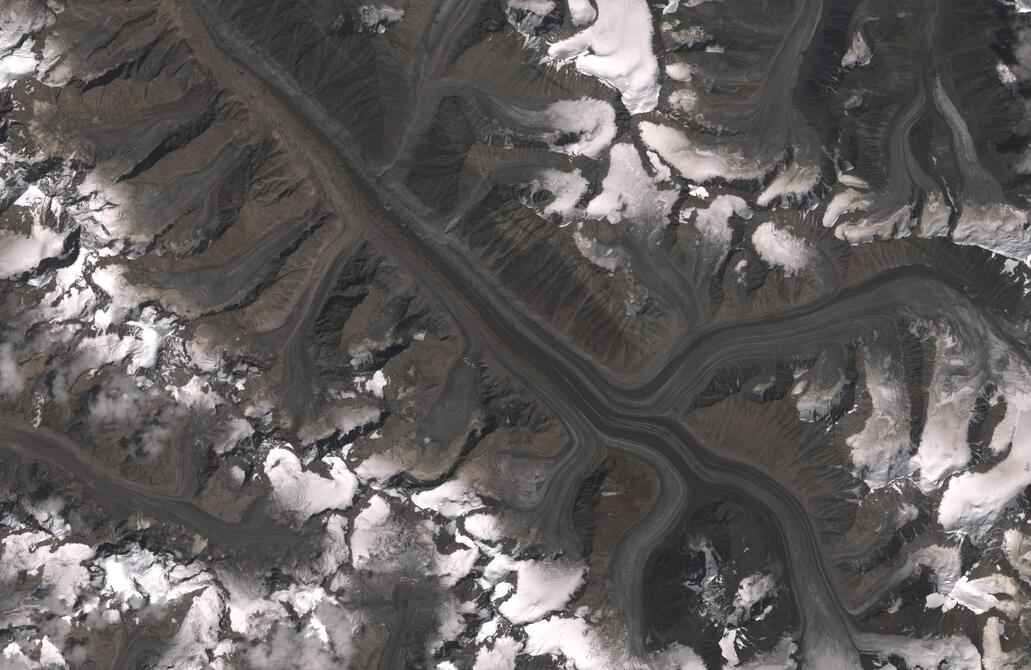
1,0 -> 1030,667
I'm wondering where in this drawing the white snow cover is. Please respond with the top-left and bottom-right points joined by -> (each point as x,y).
361,369 -> 388,397
651,643 -> 706,670
729,636 -> 798,669
585,143 -> 679,229
350,494 -> 394,570
412,479 -> 484,518
102,546 -> 222,612
572,231 -> 623,272
857,632 -> 981,670
545,0 -> 660,114
756,162 -> 820,208
506,0 -> 556,35
729,572 -> 776,624
909,327 -> 981,493
528,168 -> 589,223
937,400 -> 1031,540
0,189 -> 67,279
687,194 -> 751,256
0,0 -> 56,89
821,188 -> 869,228
831,201 -> 914,246
522,616 -> 708,670
639,122 -> 766,182
0,342 -> 23,394
154,580 -> 225,669
264,447 -> 358,520
2,643 -> 31,668
518,98 -> 617,159
89,264 -> 138,329
903,545 -> 1020,616
752,222 -> 811,276
497,560 -> 585,624
566,0 -> 596,25
223,573 -> 289,636
982,616 -> 1026,670
433,535 -> 479,588
215,417 -> 254,454
0,532 -> 94,607
329,405 -> 381,437
898,316 -> 1031,540
931,79 -> 1031,261
357,3 -> 404,33
847,345 -> 911,490
474,635 -> 522,669
1003,529 -> 1031,583
951,202 -> 1031,262
38,637 -> 64,667
841,30 -> 872,68
997,61 -> 1018,85
464,513 -> 505,543
523,615 -> 615,670
792,370 -> 848,422
666,62 -> 693,82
